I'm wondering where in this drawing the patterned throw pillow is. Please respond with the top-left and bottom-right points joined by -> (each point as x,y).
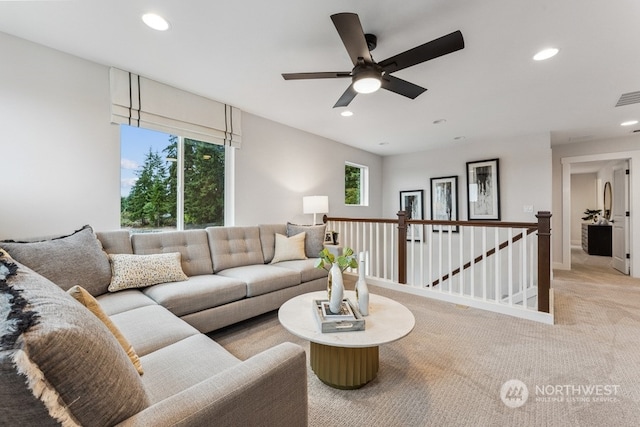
108,252 -> 188,292
270,232 -> 307,264
68,285 -> 143,375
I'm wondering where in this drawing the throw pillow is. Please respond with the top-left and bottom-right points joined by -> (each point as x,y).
108,252 -> 188,292
68,285 -> 143,375
287,223 -> 327,258
1,257 -> 149,425
0,225 -> 112,296
270,232 -> 307,264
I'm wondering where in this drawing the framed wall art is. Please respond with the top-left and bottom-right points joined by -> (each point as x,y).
430,176 -> 458,232
399,189 -> 424,241
466,158 -> 500,220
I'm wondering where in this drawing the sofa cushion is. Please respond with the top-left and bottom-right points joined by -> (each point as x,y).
258,224 -> 287,263
67,285 -> 144,375
139,334 -> 241,404
0,252 -> 149,426
131,230 -> 214,276
96,289 -> 158,316
287,223 -> 327,258
142,274 -> 247,317
271,232 -> 307,264
96,230 -> 134,254
217,264 -> 300,297
0,225 -> 112,296
273,258 -> 329,283
109,305 -> 200,357
206,226 -> 265,273
108,252 -> 189,292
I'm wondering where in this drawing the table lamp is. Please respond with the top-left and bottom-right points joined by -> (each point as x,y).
303,196 -> 329,225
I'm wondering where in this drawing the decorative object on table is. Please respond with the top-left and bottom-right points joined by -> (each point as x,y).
466,158 -> 500,220
355,251 -> 369,316
430,175 -> 459,232
324,230 -> 339,245
399,189 -> 424,241
582,208 -> 602,223
302,195 -> 329,225
328,262 -> 344,312
312,298 -> 365,333
316,247 -> 358,309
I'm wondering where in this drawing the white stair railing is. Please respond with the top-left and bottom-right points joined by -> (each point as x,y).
325,212 -> 553,324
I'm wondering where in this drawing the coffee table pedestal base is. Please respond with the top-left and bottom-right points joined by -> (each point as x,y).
310,342 -> 379,389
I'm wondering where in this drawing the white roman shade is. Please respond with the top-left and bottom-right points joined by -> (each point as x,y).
110,68 -> 242,148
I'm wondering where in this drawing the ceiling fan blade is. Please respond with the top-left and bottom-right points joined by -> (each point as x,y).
379,30 -> 464,74
282,72 -> 351,80
381,75 -> 427,99
333,85 -> 358,108
330,13 -> 373,66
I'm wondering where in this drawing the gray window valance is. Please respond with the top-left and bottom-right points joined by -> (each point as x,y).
110,68 -> 241,148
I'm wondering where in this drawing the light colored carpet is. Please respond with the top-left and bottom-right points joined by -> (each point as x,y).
210,250 -> 640,426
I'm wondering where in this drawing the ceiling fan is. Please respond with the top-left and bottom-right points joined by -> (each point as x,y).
282,12 -> 465,108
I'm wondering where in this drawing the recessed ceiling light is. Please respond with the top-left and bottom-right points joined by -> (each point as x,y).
621,120 -> 638,126
533,48 -> 559,61
340,110 -> 354,117
142,13 -> 170,31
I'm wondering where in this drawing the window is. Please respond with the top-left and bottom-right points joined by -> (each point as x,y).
345,162 -> 369,206
120,125 -> 225,231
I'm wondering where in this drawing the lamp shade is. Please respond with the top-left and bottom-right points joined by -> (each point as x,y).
303,196 -> 329,214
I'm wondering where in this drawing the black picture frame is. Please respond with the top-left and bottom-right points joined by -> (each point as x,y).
466,158 -> 500,220
400,189 -> 424,241
430,176 -> 459,232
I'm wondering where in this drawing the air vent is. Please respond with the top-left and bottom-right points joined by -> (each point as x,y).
616,91 -> 640,107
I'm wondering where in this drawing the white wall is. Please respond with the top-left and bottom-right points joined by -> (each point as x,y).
0,32 -> 119,239
0,32 -> 382,239
381,134 -> 552,222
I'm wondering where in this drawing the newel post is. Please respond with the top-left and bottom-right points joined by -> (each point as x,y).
536,211 -> 552,313
397,211 -> 407,284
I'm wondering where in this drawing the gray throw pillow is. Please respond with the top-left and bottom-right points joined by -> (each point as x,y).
286,223 -> 326,258
0,252 -> 149,425
0,225 -> 112,296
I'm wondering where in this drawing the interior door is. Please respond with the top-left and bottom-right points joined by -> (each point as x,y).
612,163 -> 630,274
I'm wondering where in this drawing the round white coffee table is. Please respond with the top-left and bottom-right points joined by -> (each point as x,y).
278,290 -> 415,389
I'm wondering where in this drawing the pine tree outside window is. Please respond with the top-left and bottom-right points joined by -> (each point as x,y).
345,162 -> 369,206
120,125 -> 225,231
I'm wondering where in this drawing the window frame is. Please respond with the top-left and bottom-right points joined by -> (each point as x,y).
345,161 -> 369,207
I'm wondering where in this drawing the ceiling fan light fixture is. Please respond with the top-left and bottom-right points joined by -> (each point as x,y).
353,69 -> 382,94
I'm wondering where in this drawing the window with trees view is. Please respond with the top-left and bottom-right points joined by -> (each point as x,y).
120,126 -> 225,231
345,162 -> 368,206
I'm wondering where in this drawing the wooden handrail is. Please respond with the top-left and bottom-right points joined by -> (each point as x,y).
324,211 -> 552,314
430,228 -> 536,287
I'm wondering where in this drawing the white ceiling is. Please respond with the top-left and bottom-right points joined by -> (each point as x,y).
1,0 -> 639,156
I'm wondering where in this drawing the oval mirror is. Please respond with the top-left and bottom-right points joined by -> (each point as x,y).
603,181 -> 612,220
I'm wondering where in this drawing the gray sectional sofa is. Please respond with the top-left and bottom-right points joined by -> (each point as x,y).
0,223 -> 328,426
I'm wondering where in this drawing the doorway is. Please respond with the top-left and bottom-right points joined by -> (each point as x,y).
561,152 -> 637,277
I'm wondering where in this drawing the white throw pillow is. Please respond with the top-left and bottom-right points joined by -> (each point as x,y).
108,252 -> 188,292
270,232 -> 307,263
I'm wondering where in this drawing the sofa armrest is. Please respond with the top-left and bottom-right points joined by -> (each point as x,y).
117,342 -> 308,427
